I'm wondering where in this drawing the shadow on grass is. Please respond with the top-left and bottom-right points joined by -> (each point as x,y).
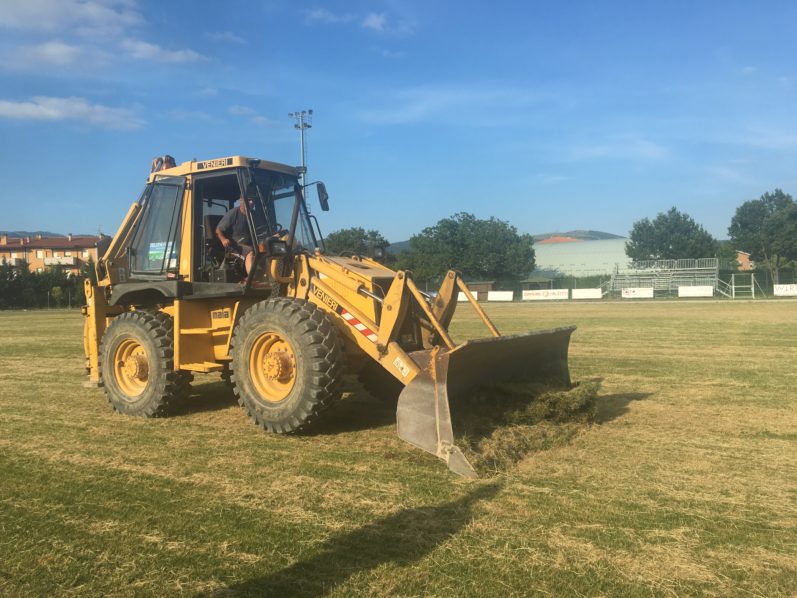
170,373 -> 398,433
302,380 -> 397,436
595,392 -> 652,423
171,381 -> 239,416
218,483 -> 500,597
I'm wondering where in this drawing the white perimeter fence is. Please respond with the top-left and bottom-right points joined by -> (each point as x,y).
455,258 -> 793,302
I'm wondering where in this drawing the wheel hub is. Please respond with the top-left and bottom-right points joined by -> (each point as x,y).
248,331 -> 297,402
122,354 -> 149,381
112,337 -> 149,397
262,351 -> 293,381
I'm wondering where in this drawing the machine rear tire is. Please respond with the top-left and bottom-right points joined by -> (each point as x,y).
231,298 -> 344,433
99,310 -> 191,417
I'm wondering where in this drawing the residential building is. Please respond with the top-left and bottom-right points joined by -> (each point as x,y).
0,233 -> 106,276
736,251 -> 753,271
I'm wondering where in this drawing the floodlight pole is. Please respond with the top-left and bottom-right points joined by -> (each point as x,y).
288,109 -> 313,193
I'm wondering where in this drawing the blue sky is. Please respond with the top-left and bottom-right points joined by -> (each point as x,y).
1,1 -> 796,242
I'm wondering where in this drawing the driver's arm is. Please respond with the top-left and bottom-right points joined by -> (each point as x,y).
216,211 -> 233,248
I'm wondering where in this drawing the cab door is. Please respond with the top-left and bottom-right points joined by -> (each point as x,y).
128,176 -> 186,279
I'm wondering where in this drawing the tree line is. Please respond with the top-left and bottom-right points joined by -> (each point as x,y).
1,188 -> 791,308
325,188 -> 797,285
324,214 -> 536,284
626,189 -> 797,283
0,259 -> 95,309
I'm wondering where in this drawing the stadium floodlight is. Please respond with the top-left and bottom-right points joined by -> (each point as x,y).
289,109 -> 313,192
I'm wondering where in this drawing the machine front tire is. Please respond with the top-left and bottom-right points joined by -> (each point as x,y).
99,310 -> 190,417
358,361 -> 404,402
231,298 -> 344,433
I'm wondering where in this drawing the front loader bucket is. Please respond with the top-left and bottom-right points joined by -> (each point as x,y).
396,326 -> 576,478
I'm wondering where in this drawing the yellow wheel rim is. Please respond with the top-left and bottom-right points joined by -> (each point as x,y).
113,338 -> 149,397
249,332 -> 297,402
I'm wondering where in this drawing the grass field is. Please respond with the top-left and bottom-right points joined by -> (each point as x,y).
1,301 -> 796,596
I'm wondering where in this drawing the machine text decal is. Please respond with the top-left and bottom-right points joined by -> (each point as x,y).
197,158 -> 233,170
311,284 -> 377,343
312,286 -> 339,311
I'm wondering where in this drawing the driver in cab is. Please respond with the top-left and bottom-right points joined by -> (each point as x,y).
216,196 -> 254,276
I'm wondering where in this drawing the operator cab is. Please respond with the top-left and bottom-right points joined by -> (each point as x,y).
123,157 -> 325,292
193,172 -> 249,283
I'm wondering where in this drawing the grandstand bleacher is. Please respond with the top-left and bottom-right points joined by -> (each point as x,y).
609,258 -> 721,297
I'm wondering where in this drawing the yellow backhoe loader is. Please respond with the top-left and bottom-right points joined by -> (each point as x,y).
83,156 -> 575,477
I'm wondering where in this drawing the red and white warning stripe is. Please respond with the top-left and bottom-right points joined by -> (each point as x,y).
340,309 -> 378,343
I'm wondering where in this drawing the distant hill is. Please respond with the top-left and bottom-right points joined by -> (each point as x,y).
1,231 -> 65,238
387,230 -> 623,254
532,230 -> 624,242
386,240 -> 411,255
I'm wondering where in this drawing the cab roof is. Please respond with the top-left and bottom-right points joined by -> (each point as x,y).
147,156 -> 299,182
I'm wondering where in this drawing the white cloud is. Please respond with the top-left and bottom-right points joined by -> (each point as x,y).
251,115 -> 277,126
1,40 -> 114,73
229,105 -> 275,126
0,96 -> 143,129
377,48 -> 406,59
359,85 -> 555,125
362,13 -> 415,36
304,8 -> 355,24
740,126 -> 797,149
199,87 -> 218,96
169,109 -> 211,121
0,0 -> 142,37
29,41 -> 83,65
229,105 -> 254,116
567,135 -> 669,161
5,41 -> 96,70
205,31 -> 246,45
533,174 -> 569,186
740,66 -> 757,75
122,38 -> 203,63
706,164 -> 755,185
305,8 -> 413,35
361,13 -> 386,32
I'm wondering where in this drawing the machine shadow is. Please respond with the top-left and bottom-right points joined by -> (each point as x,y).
171,380 -> 239,416
218,483 -> 500,598
595,391 -> 652,423
302,378 -> 397,436
569,377 -> 652,424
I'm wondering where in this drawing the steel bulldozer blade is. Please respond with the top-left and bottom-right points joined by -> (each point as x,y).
396,326 -> 576,478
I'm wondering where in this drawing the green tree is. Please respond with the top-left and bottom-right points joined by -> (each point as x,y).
625,207 -> 718,261
51,286 -> 63,307
728,189 -> 797,284
396,212 -> 535,282
715,240 -> 740,270
324,227 -> 390,256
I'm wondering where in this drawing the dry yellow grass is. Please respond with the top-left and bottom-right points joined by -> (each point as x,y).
0,300 -> 796,596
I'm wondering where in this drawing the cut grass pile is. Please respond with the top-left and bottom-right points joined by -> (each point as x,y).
457,381 -> 599,473
1,301 -> 796,596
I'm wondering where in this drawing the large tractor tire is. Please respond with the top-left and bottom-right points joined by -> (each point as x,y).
231,298 -> 344,433
358,361 -> 403,402
99,310 -> 192,417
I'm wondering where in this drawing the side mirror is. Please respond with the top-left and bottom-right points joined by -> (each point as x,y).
259,237 -> 289,257
317,182 -> 329,211
369,246 -> 386,262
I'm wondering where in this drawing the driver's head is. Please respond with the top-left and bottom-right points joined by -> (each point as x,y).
238,195 -> 247,213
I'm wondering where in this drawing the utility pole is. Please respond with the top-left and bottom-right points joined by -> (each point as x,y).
288,109 -> 313,191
